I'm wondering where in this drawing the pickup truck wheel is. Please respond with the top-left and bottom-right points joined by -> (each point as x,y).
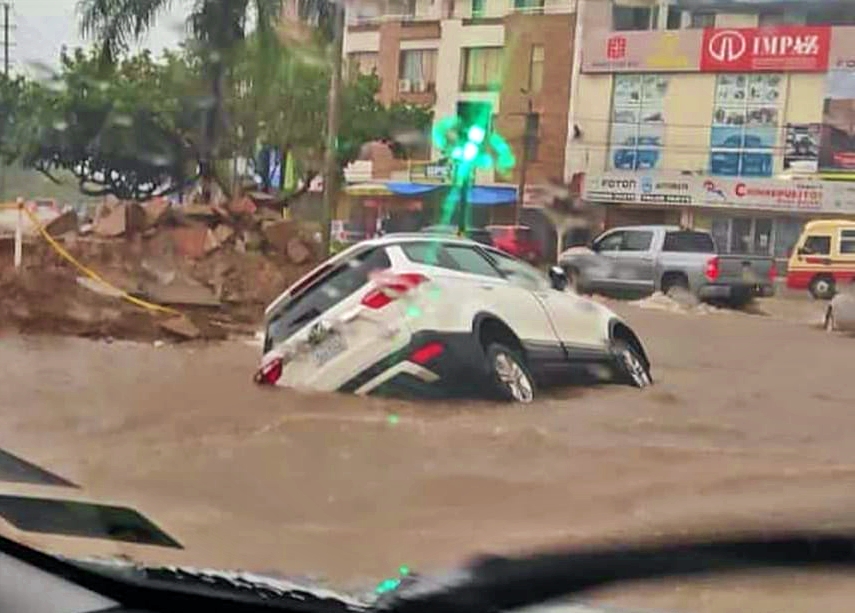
661,273 -> 689,297
485,343 -> 536,403
810,276 -> 836,300
610,340 -> 652,389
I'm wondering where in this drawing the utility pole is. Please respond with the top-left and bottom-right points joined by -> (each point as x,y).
3,3 -> 8,76
515,98 -> 538,225
1,2 -> 10,202
321,1 -> 345,256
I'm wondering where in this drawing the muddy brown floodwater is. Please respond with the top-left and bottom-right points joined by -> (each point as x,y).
3,300 -> 855,612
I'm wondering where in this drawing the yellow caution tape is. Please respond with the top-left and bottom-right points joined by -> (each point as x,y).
21,206 -> 181,317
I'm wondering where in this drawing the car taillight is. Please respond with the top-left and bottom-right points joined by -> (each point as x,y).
769,261 -> 777,281
361,273 -> 429,309
410,341 -> 444,365
255,357 -> 283,385
704,256 -> 720,282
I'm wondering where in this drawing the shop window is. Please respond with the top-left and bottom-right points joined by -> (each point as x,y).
613,5 -> 657,31
399,49 -> 437,93
710,73 -> 782,177
712,216 -> 804,258
461,47 -> 503,91
471,0 -> 485,18
609,74 -> 668,171
839,229 -> 855,254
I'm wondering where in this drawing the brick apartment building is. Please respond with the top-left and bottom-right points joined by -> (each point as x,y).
343,0 -> 579,192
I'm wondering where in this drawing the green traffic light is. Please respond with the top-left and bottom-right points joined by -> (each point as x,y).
462,141 -> 479,162
467,125 -> 486,144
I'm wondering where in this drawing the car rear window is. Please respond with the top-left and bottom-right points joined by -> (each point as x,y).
662,231 -> 716,253
264,247 -> 391,352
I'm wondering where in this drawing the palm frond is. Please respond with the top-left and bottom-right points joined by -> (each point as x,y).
78,0 -> 175,61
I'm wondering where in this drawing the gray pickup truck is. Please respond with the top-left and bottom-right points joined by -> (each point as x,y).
558,225 -> 776,305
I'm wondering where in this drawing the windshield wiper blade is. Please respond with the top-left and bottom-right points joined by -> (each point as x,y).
377,531 -> 855,613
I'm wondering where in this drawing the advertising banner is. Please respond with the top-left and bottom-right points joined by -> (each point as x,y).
582,30 -> 702,73
783,124 -> 821,172
583,25 -> 841,74
583,172 -> 834,213
609,74 -> 669,171
820,70 -> 855,172
700,26 -> 831,72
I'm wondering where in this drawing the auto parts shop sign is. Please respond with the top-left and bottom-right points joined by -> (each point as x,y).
584,175 -> 694,205
701,26 -> 831,72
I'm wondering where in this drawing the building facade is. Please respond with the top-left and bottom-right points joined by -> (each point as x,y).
343,0 -> 578,190
567,0 -> 855,266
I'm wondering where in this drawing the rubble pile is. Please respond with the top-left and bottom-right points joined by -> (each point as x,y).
0,194 -> 320,342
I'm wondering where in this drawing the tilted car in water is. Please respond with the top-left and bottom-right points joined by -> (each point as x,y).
254,234 -> 652,403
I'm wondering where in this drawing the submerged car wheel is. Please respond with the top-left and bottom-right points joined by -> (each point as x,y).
485,343 -> 536,403
610,340 -> 652,388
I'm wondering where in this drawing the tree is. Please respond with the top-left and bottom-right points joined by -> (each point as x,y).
76,0 -> 340,192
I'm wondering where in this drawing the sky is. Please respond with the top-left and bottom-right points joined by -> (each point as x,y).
13,0 -> 186,76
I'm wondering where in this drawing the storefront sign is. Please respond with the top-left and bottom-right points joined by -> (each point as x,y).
702,177 -> 824,211
584,174 -> 695,205
584,172 -> 839,213
582,29 -> 702,73
700,26 -> 831,72
583,26 -> 841,74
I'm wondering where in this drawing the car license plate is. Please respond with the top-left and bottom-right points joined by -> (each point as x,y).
311,333 -> 347,366
742,267 -> 756,282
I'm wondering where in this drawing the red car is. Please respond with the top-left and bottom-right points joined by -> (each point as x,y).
487,225 -> 542,263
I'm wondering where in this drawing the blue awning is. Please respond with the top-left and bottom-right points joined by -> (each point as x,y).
385,182 -> 443,196
468,185 -> 517,206
384,182 -> 517,206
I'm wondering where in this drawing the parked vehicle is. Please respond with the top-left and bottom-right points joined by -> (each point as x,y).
558,225 -> 776,306
486,225 -> 542,263
786,219 -> 855,300
256,234 -> 652,403
420,224 -> 493,246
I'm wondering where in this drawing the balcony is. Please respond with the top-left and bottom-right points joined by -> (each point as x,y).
347,0 -> 445,26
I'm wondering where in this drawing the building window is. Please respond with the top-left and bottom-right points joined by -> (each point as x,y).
609,74 -> 668,171
348,52 -> 379,76
710,73 -> 781,177
514,0 -> 545,14
471,0 -> 485,17
388,0 -> 417,18
806,7 -> 855,26
689,12 -> 715,28
461,47 -> 503,91
613,5 -> 657,31
528,45 -> 544,94
398,49 -> 437,93
666,6 -> 682,30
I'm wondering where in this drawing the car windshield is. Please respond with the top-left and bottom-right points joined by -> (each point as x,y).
3,4 -> 854,613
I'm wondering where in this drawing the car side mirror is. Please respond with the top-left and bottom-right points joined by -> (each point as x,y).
797,247 -> 808,256
549,266 -> 568,291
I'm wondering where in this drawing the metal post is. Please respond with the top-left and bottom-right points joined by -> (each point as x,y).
321,0 -> 346,256
515,99 -> 533,225
3,3 -> 8,76
14,198 -> 22,270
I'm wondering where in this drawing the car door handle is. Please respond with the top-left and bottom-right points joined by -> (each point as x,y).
480,285 -> 494,291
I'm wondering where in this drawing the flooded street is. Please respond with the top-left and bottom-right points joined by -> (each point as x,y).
3,300 -> 855,611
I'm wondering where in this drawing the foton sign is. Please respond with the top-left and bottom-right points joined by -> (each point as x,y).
701,26 -> 831,72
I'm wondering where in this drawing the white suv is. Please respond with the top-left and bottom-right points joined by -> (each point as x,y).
255,234 -> 652,403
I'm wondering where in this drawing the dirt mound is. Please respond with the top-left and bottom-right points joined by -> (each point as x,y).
0,233 -> 315,343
